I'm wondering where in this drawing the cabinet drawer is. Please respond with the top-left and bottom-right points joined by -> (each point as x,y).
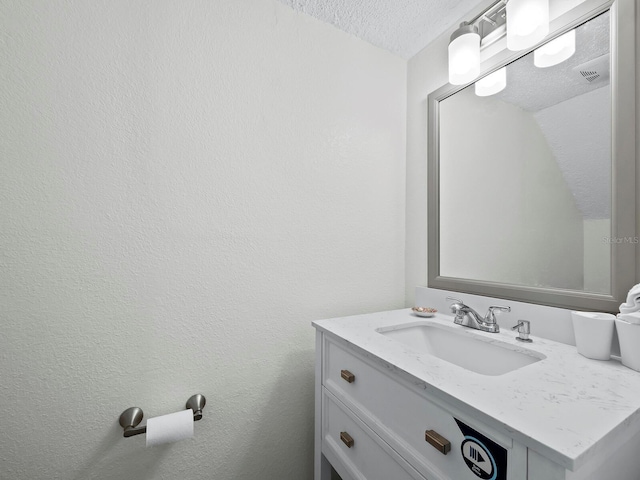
322,388 -> 425,480
323,337 -> 525,480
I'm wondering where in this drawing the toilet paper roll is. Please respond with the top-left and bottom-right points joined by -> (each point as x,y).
146,409 -> 194,447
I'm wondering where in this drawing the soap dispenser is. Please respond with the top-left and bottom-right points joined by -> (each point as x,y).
512,320 -> 532,342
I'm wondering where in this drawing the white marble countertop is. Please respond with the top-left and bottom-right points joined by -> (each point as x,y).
313,308 -> 640,472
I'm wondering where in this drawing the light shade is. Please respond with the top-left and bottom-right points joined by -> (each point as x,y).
448,24 -> 481,85
534,30 -> 576,67
507,0 -> 549,51
475,67 -> 507,96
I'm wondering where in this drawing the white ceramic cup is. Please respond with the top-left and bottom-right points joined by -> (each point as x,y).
615,317 -> 640,372
571,311 -> 615,360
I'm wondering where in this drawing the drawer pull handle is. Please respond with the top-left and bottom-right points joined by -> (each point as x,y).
340,370 -> 355,383
340,431 -> 354,448
425,429 -> 451,455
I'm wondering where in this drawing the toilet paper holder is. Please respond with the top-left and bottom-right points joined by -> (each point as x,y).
119,394 -> 206,438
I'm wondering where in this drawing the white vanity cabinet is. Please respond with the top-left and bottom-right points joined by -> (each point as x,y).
315,332 -> 527,480
313,310 -> 640,480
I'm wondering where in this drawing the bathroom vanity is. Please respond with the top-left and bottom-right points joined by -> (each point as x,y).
313,309 -> 640,480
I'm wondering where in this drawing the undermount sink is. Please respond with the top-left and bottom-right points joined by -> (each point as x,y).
377,321 -> 545,376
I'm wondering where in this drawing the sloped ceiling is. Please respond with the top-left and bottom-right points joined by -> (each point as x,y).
274,0 -> 487,58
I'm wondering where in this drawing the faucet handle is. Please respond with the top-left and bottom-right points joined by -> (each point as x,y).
485,305 -> 511,323
446,296 -> 465,315
488,305 -> 511,313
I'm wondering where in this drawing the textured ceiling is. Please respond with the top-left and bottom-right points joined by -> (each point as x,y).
275,0 -> 487,58
496,10 -> 610,112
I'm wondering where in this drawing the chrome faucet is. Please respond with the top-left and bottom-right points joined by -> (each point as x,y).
446,297 -> 511,333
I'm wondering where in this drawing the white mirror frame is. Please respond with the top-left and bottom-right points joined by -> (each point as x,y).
427,0 -> 636,312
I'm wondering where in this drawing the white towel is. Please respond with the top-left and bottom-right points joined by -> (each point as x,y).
618,312 -> 640,325
620,283 -> 640,314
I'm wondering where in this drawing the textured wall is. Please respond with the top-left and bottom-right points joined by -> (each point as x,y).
0,1 -> 406,479
405,20 -> 449,306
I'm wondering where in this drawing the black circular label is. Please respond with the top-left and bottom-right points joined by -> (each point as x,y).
461,437 -> 496,480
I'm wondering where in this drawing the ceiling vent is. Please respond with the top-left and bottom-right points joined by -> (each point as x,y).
573,53 -> 610,84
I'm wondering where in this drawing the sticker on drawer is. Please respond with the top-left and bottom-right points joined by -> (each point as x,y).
455,419 -> 507,480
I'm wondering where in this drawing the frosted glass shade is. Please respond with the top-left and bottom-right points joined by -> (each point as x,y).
448,30 -> 481,85
507,0 -> 549,51
534,30 -> 576,67
475,67 -> 507,96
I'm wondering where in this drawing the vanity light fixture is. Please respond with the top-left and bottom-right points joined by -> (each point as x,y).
448,0 -> 550,85
474,67 -> 507,96
534,29 -> 576,67
448,23 -> 481,85
506,0 -> 549,51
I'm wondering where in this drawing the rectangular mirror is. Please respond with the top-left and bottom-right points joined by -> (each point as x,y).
428,0 -> 636,312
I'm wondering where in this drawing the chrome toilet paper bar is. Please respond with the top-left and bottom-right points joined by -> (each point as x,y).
119,394 -> 206,438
